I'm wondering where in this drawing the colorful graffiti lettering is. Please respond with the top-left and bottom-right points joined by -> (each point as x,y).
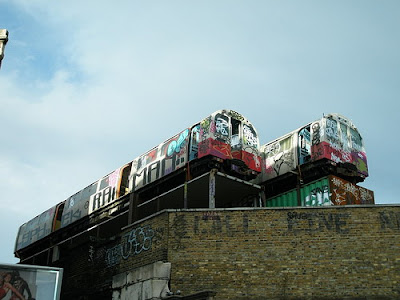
167,129 -> 189,157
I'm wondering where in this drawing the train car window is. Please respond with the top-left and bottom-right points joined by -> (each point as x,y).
340,123 -> 350,150
243,124 -> 258,149
68,191 -> 82,206
214,113 -> 230,140
189,124 -> 200,161
231,118 -> 241,147
53,203 -> 65,231
119,165 -> 131,197
82,182 -> 97,201
299,127 -> 311,164
280,136 -> 292,151
99,175 -> 110,190
325,117 -> 339,142
350,127 -> 363,151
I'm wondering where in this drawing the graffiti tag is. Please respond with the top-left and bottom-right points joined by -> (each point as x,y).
105,225 -> 154,267
287,211 -> 350,234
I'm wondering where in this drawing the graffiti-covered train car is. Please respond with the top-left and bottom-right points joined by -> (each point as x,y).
15,109 -> 261,255
255,113 -> 368,189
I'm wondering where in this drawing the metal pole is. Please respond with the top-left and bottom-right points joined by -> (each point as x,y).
209,169 -> 217,208
0,29 -> 9,69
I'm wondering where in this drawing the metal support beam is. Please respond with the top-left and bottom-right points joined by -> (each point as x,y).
208,169 -> 217,208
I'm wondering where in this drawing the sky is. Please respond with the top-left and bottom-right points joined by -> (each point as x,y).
0,0 -> 399,264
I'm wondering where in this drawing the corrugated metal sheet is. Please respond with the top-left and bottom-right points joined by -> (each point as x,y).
266,190 -> 298,207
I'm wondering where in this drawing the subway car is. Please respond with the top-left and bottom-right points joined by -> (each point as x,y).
14,109 -> 261,255
255,113 -> 368,196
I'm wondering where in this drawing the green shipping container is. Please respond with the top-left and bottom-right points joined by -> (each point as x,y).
266,175 -> 374,207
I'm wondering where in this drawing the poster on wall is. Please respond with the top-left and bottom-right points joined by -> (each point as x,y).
0,263 -> 63,300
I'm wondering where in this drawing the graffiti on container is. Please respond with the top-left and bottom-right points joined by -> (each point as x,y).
359,187 -> 374,204
304,186 -> 332,206
329,176 -> 374,205
287,211 -> 350,234
105,225 -> 154,267
379,211 -> 400,231
331,177 -> 358,205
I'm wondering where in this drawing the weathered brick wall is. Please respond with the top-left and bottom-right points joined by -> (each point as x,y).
58,206 -> 400,299
58,212 -> 170,299
167,206 -> 400,299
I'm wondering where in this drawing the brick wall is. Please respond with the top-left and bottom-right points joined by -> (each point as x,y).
58,205 -> 400,299
167,206 -> 400,299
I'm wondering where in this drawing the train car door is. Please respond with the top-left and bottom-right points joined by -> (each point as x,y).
230,117 -> 242,160
189,124 -> 200,161
116,163 -> 132,198
298,126 -> 311,165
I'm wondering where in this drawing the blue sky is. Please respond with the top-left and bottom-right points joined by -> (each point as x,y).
1,1 -> 399,263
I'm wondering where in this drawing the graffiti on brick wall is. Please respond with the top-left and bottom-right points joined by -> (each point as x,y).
287,211 -> 350,234
379,211 -> 400,231
191,213 -> 256,236
105,225 -> 154,267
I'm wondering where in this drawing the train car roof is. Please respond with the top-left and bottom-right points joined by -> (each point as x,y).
260,113 -> 361,148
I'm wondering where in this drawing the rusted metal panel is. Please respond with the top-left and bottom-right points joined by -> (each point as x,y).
328,175 -> 374,205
